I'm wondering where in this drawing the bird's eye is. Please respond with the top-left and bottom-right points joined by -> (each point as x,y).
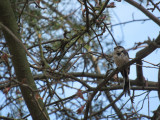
117,53 -> 121,56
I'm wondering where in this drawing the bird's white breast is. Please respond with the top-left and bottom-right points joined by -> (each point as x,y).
113,53 -> 129,67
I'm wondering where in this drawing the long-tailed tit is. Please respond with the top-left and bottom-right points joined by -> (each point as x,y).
113,46 -> 130,96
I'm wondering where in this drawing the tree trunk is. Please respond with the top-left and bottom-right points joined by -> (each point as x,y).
0,1 -> 49,119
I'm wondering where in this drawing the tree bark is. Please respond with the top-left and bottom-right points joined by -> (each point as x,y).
152,105 -> 160,120
152,67 -> 160,120
158,67 -> 160,100
0,1 -> 49,120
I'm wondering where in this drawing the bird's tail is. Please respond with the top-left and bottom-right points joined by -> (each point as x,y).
123,78 -> 130,97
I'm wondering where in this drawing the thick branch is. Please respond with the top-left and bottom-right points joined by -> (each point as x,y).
0,72 -> 158,91
152,67 -> 160,119
136,58 -> 144,85
158,67 -> 160,100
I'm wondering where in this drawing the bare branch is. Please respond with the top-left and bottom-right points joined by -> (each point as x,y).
158,66 -> 160,100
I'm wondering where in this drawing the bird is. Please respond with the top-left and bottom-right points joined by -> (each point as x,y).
113,46 -> 130,96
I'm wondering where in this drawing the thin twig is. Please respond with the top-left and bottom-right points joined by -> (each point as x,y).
0,22 -> 41,67
18,0 -> 28,24
125,0 -> 160,26
103,22 -> 118,46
